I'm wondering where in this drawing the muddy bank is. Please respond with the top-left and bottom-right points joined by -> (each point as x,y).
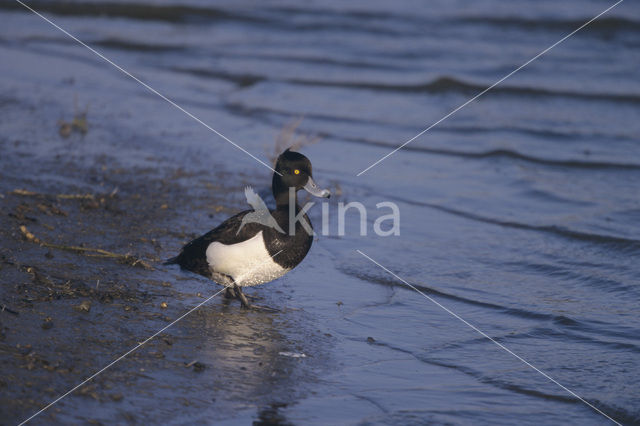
0,122 -> 332,424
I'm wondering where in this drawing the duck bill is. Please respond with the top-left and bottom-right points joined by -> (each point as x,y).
303,177 -> 331,198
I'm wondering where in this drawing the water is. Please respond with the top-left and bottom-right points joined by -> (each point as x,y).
1,0 -> 639,424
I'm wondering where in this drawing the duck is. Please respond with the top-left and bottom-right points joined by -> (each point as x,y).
165,149 -> 330,309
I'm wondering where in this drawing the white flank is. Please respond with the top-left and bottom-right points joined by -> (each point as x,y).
205,231 -> 288,287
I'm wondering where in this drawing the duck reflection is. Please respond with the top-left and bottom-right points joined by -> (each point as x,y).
195,296 -> 300,424
254,402 -> 291,426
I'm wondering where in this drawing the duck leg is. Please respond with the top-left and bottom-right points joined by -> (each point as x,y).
233,284 -> 251,308
224,286 -> 236,299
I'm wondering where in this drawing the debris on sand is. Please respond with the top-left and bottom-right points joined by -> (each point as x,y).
110,393 -> 123,402
58,120 -> 72,138
185,360 -> 206,372
78,384 -> 99,400
41,317 -> 54,329
58,97 -> 89,138
278,352 -> 307,358
11,188 -> 95,200
74,300 -> 91,313
1,303 -> 19,315
19,225 -> 153,270
11,188 -> 39,197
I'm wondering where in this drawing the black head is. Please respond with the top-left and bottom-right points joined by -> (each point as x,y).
272,149 -> 330,205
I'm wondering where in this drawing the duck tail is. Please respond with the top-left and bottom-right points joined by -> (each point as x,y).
163,256 -> 180,266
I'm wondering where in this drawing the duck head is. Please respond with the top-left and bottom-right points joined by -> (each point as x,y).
272,149 -> 330,206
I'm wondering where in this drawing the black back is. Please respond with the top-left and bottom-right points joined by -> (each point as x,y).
168,207 -> 313,277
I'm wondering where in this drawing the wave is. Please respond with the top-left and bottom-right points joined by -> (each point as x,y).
502,260 -> 637,294
157,73 -> 640,173
13,35 -> 184,54
289,76 -> 640,104
418,124 -> 637,145
420,355 -> 639,424
344,267 -> 577,326
0,1 -> 411,36
169,64 -> 640,105
369,338 -> 595,407
213,99 -> 640,172
364,317 -> 640,422
169,66 -> 264,88
8,0 -> 637,34
461,16 -> 640,34
219,51 -> 409,72
170,65 -> 640,103
347,267 -> 639,348
346,137 -> 640,170
348,269 -> 640,421
372,339 -> 640,424
0,1 -> 266,24
382,194 -> 640,253
218,98 -> 637,153
94,38 -> 183,53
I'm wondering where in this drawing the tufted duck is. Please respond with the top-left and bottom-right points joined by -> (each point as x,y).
165,149 -> 330,309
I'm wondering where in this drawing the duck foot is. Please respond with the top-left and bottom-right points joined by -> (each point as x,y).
233,284 -> 279,312
248,304 -> 280,313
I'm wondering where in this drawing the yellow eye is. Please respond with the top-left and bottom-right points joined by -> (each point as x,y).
294,169 -> 300,175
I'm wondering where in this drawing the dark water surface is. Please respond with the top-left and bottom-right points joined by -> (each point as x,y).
1,0 -> 639,424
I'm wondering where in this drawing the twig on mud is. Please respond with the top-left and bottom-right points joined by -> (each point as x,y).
56,193 -> 95,200
19,225 -> 153,270
11,188 -> 95,200
58,96 -> 89,138
1,303 -> 19,315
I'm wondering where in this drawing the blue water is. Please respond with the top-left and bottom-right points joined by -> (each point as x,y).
1,0 -> 639,424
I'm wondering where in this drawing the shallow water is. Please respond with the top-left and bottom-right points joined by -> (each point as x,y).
1,0 -> 639,424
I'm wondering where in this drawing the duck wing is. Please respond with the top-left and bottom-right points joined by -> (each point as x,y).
166,210 -> 261,276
